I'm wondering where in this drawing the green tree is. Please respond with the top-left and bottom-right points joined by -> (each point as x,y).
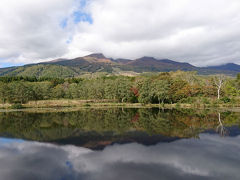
51,84 -> 65,99
138,79 -> 153,104
152,80 -> 170,104
8,82 -> 34,104
0,82 -> 10,103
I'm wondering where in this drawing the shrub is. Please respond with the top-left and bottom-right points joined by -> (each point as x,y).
220,96 -> 231,103
175,102 -> 181,109
202,98 -> 210,104
179,97 -> 194,104
11,103 -> 24,109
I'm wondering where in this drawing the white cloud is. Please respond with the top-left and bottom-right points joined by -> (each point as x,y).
0,0 -> 76,64
66,0 -> 240,66
1,0 -> 240,66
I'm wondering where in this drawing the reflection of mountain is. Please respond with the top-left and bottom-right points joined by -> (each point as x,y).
0,109 -> 239,149
51,131 -> 180,150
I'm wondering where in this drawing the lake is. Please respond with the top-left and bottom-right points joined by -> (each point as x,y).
0,108 -> 240,180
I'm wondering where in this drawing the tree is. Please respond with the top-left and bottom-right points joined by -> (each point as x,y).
115,78 -> 134,103
104,80 -> 118,101
151,80 -> 170,104
30,82 -> 52,101
8,82 -> 34,104
51,84 -> 65,99
169,79 -> 188,103
65,83 -> 79,99
138,79 -> 153,104
213,75 -> 225,99
224,80 -> 238,97
0,82 -> 9,104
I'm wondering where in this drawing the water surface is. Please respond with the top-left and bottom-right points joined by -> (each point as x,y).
0,108 -> 240,179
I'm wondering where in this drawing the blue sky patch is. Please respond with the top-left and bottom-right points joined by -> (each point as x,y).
66,37 -> 73,44
80,0 -> 87,7
73,11 -> 93,24
0,138 -> 24,145
59,0 -> 93,29
0,61 -> 23,68
60,18 -> 68,29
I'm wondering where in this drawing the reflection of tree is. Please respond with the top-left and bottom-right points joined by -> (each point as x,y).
216,113 -> 228,137
0,109 -> 238,142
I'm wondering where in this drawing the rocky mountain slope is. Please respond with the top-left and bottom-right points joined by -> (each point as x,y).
0,53 -> 239,77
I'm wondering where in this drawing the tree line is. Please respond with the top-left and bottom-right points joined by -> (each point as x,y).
0,71 -> 240,104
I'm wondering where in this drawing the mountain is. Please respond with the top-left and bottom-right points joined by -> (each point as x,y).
198,63 -> 240,76
85,53 -> 107,59
112,58 -> 132,64
123,57 -> 196,72
0,53 -> 239,77
207,63 -> 240,71
0,64 -> 78,78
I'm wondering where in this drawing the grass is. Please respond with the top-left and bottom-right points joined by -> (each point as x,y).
1,99 -> 240,112
0,103 -> 11,109
10,103 -> 24,109
24,100 -> 146,109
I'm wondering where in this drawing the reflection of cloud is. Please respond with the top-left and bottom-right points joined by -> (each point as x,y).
0,134 -> 240,180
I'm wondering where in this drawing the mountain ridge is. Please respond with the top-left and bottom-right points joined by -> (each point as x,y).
0,53 -> 239,77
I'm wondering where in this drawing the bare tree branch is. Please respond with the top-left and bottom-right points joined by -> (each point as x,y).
213,75 -> 225,99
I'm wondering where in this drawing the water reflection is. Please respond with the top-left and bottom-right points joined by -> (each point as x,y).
0,109 -> 240,179
0,132 -> 240,180
0,108 -> 239,149
216,113 -> 228,136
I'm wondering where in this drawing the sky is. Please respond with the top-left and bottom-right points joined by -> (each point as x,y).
0,0 -> 240,67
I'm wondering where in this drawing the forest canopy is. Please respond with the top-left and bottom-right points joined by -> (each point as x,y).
0,71 -> 240,105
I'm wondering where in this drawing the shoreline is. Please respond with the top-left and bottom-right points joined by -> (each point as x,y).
1,99 -> 240,112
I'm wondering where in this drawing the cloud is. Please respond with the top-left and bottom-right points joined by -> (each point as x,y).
0,0 -> 240,66
0,0 -> 77,64
66,0 -> 240,66
0,134 -> 240,180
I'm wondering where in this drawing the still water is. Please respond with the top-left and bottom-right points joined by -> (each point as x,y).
0,108 -> 240,180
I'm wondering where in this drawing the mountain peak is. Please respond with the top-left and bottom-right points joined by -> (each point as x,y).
137,56 -> 157,61
85,53 -> 106,59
